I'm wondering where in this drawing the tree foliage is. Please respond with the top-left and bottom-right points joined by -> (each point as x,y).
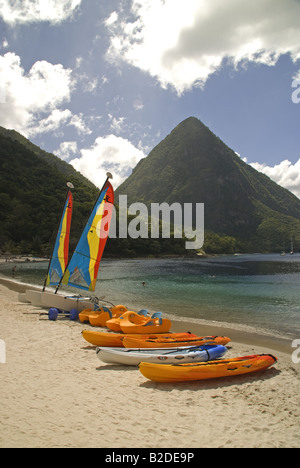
0,130 -> 98,256
1,119 -> 300,259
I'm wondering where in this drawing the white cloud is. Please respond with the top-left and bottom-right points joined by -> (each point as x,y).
106,0 -> 300,94
250,159 -> 300,199
108,115 -> 126,134
0,52 -> 76,136
29,109 -> 72,136
133,97 -> 144,111
68,113 -> 92,135
54,141 -> 78,161
1,39 -> 8,49
0,0 -> 82,25
71,134 -> 145,188
74,66 -> 99,94
105,11 -> 118,27
293,70 -> 300,82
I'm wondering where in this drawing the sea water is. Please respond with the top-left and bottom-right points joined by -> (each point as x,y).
1,254 -> 300,339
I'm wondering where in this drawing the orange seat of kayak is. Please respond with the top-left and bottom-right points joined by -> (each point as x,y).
106,311 -> 150,332
79,305 -> 127,326
88,305 -> 128,327
88,311 -> 112,327
119,311 -> 172,334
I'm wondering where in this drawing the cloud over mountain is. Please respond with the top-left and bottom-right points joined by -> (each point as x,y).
250,159 -> 300,199
106,0 -> 300,94
70,134 -> 145,188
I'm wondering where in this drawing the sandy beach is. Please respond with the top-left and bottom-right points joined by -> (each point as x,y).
0,278 -> 299,448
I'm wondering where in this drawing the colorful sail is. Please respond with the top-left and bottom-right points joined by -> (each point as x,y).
46,189 -> 73,287
61,180 -> 114,292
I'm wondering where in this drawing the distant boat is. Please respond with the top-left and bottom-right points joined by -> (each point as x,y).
290,236 -> 294,255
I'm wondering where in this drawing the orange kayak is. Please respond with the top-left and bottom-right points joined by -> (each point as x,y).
79,305 -> 127,325
139,354 -> 277,383
81,330 -> 197,347
106,311 -> 172,334
122,335 -> 231,349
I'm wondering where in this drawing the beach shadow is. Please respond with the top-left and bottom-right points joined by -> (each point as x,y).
96,364 -> 136,372
139,367 -> 280,391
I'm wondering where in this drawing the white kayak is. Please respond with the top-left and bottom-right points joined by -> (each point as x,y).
96,344 -> 228,366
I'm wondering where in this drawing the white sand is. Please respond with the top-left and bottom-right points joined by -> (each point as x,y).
0,281 -> 299,448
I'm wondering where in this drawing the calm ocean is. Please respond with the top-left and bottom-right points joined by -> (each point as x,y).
1,254 -> 300,339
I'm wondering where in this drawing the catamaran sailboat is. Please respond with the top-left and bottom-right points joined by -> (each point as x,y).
21,173 -> 115,311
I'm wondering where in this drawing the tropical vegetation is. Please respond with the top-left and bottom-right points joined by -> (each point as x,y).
1,119 -> 300,259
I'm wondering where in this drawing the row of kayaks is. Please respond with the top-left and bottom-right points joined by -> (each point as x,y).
82,329 -> 278,383
82,330 -> 230,348
23,292 -> 278,383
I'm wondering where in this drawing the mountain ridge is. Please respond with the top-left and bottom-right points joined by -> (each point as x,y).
0,128 -> 98,256
1,119 -> 300,256
116,117 -> 300,252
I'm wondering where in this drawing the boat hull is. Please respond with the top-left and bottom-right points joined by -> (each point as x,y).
40,291 -> 95,312
21,289 -> 95,311
139,354 -> 277,382
82,331 -> 197,347
122,335 -> 231,348
24,289 -> 43,307
96,344 -> 227,366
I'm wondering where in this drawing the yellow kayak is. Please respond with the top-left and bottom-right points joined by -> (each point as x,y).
139,354 -> 277,383
106,311 -> 172,334
82,330 -> 198,347
79,305 -> 127,325
122,335 -> 231,348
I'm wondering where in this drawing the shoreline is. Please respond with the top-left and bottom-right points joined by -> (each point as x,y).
170,319 -> 292,356
0,279 -> 299,448
0,275 -> 294,355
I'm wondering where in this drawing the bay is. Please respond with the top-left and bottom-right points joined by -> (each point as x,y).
1,254 -> 300,339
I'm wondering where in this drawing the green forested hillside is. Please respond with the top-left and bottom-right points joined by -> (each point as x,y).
0,128 -> 187,258
0,130 -> 98,256
1,118 -> 300,258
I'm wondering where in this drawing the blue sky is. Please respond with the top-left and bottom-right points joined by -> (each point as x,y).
1,0 -> 300,196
